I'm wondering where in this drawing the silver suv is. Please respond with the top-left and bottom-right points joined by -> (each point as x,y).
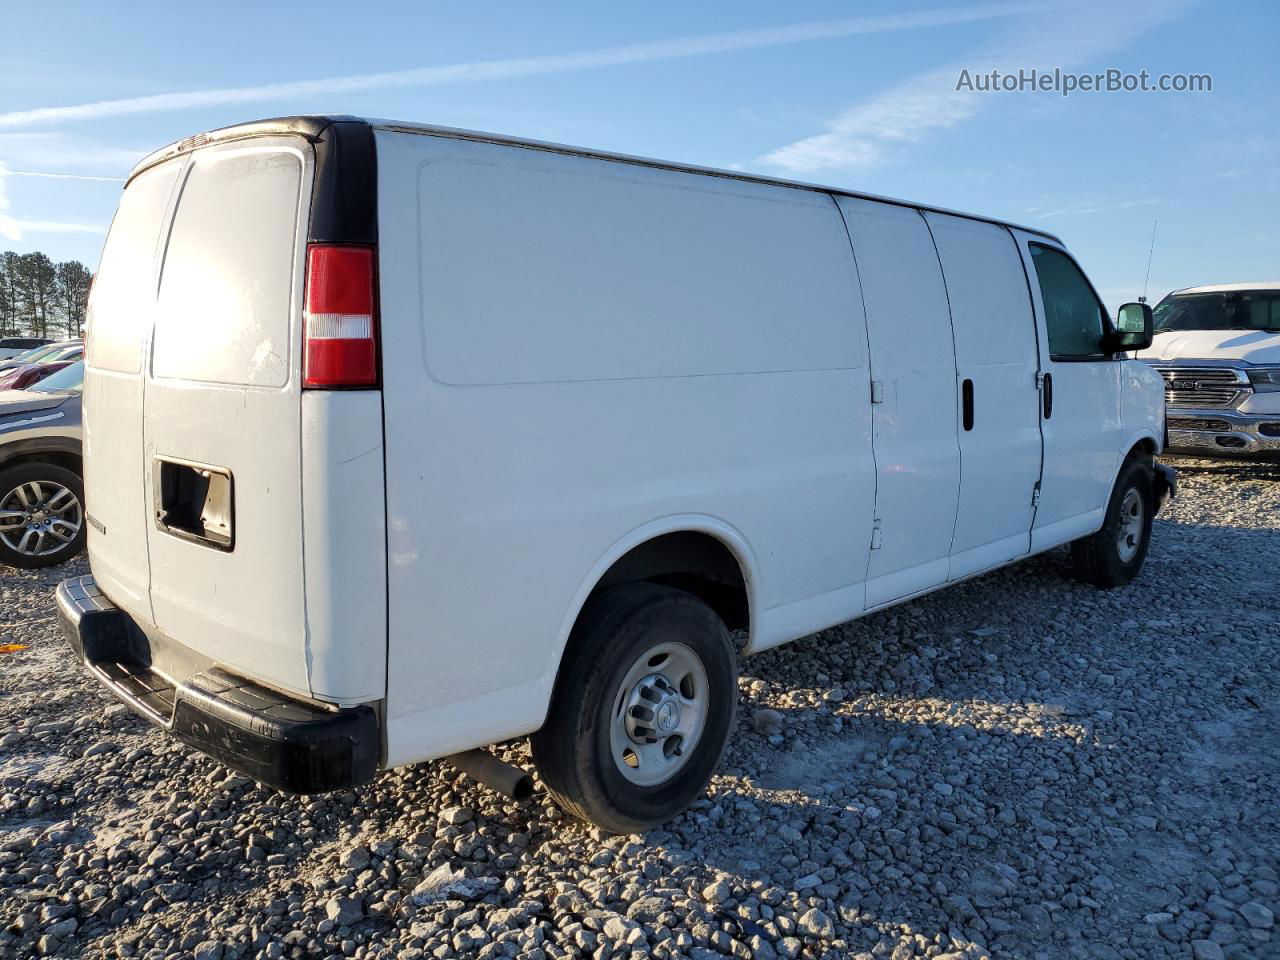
0,360 -> 84,567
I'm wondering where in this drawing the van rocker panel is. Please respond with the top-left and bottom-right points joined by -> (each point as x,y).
56,575 -> 380,794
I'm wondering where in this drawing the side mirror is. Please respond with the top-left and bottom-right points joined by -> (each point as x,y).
1110,301 -> 1153,352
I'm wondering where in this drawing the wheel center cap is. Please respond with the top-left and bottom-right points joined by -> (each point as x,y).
656,700 -> 679,732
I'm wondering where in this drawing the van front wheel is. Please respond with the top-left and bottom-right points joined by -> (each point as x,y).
531,583 -> 737,834
1070,457 -> 1154,588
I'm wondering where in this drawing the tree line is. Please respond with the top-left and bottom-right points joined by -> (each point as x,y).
0,250 -> 93,340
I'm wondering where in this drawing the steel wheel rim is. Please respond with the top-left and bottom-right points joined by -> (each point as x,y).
609,641 -> 709,787
0,480 -> 82,557
1116,487 -> 1144,563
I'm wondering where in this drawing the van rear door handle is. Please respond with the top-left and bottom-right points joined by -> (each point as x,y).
1042,372 -> 1053,419
962,378 -> 974,431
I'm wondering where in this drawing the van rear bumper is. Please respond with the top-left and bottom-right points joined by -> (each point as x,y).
55,575 -> 380,794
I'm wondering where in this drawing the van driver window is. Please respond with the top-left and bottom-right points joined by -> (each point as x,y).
1029,244 -> 1107,359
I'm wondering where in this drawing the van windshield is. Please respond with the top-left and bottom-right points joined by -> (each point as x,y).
1153,290 -> 1280,333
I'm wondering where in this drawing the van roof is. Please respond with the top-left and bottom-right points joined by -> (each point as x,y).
131,114 -> 1064,244
1168,282 -> 1280,295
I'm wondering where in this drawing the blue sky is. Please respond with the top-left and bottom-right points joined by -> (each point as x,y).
0,0 -> 1274,309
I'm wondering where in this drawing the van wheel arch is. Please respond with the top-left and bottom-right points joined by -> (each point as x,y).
1104,436 -> 1157,504
544,527 -> 754,716
592,530 -> 751,637
1127,436 -> 1157,466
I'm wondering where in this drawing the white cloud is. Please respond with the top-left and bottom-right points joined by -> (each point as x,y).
0,2 -> 1055,129
760,0 -> 1195,174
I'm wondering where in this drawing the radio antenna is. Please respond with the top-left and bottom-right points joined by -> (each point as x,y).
1141,219 -> 1158,303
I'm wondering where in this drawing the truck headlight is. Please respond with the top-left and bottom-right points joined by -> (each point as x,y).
1246,366 -> 1280,392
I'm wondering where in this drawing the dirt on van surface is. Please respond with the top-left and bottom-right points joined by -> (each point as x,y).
1,456 -> 1277,960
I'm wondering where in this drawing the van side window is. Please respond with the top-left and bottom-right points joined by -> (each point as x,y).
1029,244 -> 1107,359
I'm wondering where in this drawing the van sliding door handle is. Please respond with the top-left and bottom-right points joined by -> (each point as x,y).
1042,372 -> 1053,419
962,379 -> 974,431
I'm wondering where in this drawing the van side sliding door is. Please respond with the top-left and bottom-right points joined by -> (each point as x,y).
922,213 -> 1044,581
1010,230 -> 1123,547
836,198 -> 961,608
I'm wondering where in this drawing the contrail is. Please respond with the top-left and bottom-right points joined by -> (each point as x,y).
0,2 -> 1056,129
7,170 -> 124,182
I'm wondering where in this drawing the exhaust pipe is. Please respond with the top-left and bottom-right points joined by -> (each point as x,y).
445,749 -> 534,801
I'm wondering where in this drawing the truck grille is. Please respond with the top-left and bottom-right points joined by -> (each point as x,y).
1151,365 -> 1249,408
1167,416 -> 1233,432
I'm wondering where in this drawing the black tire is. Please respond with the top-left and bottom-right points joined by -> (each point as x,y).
531,583 -> 737,834
1070,457 -> 1154,588
0,461 -> 86,569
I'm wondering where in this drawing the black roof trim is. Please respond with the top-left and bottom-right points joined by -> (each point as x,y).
127,115 -> 361,184
128,115 -> 377,247
307,120 -> 377,245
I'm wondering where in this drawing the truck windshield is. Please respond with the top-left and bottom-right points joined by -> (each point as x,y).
1153,290 -> 1280,332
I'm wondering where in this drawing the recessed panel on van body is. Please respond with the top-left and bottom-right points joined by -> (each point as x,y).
376,130 -> 876,764
921,212 -> 1043,580
836,197 -> 961,608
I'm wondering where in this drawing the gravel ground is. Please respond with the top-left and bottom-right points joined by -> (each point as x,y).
1,456 -> 1277,960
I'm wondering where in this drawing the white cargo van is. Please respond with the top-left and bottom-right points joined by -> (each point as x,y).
59,116 -> 1173,832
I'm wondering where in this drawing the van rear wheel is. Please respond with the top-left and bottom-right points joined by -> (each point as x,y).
531,583 -> 737,834
1070,457 -> 1154,588
0,462 -> 86,569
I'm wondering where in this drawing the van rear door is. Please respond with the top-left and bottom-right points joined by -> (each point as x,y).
84,160 -> 183,619
88,120 -> 387,706
141,138 -> 315,697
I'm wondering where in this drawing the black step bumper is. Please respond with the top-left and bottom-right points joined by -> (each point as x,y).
56,575 -> 380,794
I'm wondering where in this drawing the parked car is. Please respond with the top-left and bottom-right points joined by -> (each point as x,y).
0,360 -> 84,567
0,336 -> 53,361
0,339 -> 83,375
0,358 -> 79,391
57,115 -> 1173,832
1136,283 -> 1280,458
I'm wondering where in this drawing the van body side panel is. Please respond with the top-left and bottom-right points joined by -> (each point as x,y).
922,213 -> 1043,581
84,160 -> 184,622
376,130 -> 873,765
1118,363 -> 1164,457
141,138 -> 313,698
836,198 -> 961,608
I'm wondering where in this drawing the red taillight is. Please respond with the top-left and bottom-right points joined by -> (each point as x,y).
303,244 -> 378,388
